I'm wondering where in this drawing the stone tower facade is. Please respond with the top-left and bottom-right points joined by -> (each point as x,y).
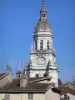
30,0 -> 58,87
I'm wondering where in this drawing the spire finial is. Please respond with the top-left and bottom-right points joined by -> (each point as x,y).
42,0 -> 45,6
40,0 -> 47,20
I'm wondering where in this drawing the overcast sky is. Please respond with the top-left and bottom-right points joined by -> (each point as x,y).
0,0 -> 75,83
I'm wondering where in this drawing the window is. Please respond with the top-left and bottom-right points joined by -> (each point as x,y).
47,41 -> 49,50
5,94 -> 10,100
40,40 -> 43,50
36,74 -> 39,78
35,41 -> 37,50
42,13 -> 45,17
28,94 -> 33,100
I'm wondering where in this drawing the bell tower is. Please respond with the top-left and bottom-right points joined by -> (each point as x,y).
30,0 -> 58,87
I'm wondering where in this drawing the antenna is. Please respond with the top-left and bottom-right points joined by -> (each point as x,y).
42,0 -> 44,4
5,59 -> 9,69
6,60 -> 8,67
20,61 -> 25,71
72,76 -> 75,84
16,60 -> 19,71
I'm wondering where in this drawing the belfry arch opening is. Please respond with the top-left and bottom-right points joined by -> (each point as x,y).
40,40 -> 43,50
47,40 -> 50,50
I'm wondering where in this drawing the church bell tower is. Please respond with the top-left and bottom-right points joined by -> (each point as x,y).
30,0 -> 58,87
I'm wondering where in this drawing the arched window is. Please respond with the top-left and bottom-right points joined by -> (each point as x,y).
47,41 -> 49,50
36,74 -> 39,78
35,41 -> 37,50
40,40 -> 43,50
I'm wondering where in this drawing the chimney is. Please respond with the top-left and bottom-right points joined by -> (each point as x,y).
16,71 -> 24,79
16,71 -> 21,79
6,66 -> 12,82
20,75 -> 28,88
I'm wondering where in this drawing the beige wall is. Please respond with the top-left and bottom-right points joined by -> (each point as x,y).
0,93 -> 45,100
0,94 -> 5,100
0,68 -> 12,87
0,88 -> 60,100
34,94 -> 45,100
0,75 -> 9,87
10,94 -> 28,100
45,88 -> 60,100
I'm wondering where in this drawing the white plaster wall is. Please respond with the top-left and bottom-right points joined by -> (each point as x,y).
31,53 -> 56,68
0,94 -> 5,100
49,70 -> 58,87
45,88 -> 60,100
30,70 -> 46,77
67,93 -> 75,100
30,49 -> 58,86
61,94 -> 75,100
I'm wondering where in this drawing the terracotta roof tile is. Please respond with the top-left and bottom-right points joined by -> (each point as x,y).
0,78 -> 61,93
0,77 -> 62,94
2,79 -> 50,90
59,87 -> 75,96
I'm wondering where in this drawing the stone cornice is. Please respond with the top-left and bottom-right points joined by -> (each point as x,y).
30,50 -> 56,57
33,33 -> 53,38
30,68 -> 58,71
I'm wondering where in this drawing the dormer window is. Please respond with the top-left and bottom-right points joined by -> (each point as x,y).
40,40 -> 43,50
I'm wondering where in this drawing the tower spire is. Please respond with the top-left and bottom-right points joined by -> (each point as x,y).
42,0 -> 44,6
40,0 -> 47,20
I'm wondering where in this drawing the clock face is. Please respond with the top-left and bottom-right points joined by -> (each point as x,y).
37,57 -> 46,65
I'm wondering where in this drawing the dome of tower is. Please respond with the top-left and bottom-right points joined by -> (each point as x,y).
34,20 -> 52,33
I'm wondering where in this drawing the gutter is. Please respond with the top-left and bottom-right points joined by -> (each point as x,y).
0,89 -> 46,93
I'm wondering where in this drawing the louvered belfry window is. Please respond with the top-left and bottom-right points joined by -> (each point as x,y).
47,41 -> 49,50
35,41 -> 37,50
40,40 -> 43,50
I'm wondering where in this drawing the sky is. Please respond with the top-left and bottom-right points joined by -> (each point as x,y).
0,0 -> 75,83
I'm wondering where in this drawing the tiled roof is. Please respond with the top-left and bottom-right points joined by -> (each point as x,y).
0,78 -> 61,93
59,87 -> 75,96
1,79 -> 50,90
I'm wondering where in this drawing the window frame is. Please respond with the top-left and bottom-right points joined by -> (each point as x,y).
28,93 -> 33,100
